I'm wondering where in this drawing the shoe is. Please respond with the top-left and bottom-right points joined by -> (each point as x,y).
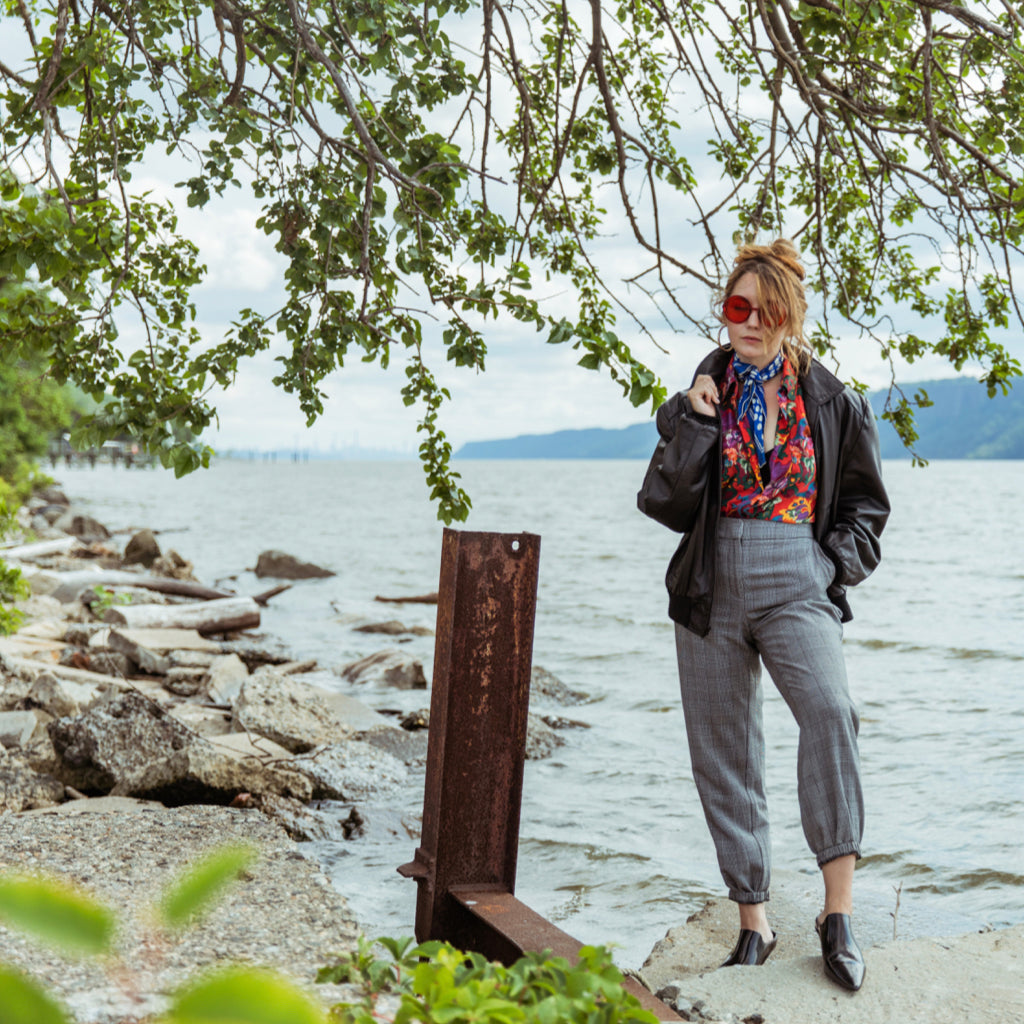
815,913 -> 865,991
720,928 -> 778,967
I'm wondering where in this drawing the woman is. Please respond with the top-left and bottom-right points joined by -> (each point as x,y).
637,239 -> 889,992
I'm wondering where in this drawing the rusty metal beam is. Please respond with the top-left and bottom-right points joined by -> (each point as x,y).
399,529 -> 540,944
399,528 -> 679,1021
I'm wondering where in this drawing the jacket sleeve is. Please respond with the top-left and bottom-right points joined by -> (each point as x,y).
821,394 -> 890,587
636,391 -> 720,534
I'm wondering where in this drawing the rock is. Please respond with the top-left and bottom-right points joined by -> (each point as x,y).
233,668 -> 352,753
0,760 -> 66,812
353,620 -> 411,635
167,649 -> 218,669
150,549 -> 195,581
123,529 -> 161,568
400,708 -> 429,731
44,687 -> 312,805
35,485 -> 70,506
106,629 -> 170,675
256,794 -> 341,842
254,550 -> 335,580
64,622 -> 107,645
110,738 -> 313,806
538,714 -> 590,730
339,650 -> 427,690
206,653 -> 249,704
0,709 -> 40,749
59,648 -> 132,678
290,740 -> 407,801
358,727 -> 429,765
47,689 -> 195,793
164,666 -> 207,697
167,704 -> 231,739
52,510 -> 111,543
531,665 -> 589,705
23,673 -> 81,718
524,713 -> 564,760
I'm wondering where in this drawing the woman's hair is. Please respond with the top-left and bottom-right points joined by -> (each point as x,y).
718,238 -> 812,374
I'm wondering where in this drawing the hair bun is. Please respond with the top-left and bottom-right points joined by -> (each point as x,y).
735,238 -> 805,281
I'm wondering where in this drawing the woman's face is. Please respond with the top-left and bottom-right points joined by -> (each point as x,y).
724,272 -> 785,370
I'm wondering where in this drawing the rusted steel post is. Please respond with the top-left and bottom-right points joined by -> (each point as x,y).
399,529 -> 540,956
399,529 -> 679,1020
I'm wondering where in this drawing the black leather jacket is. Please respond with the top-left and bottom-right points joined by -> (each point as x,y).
637,347 -> 891,636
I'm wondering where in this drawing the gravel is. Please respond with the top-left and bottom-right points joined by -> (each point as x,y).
0,798 -> 361,1023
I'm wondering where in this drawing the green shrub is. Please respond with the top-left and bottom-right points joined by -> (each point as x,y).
318,935 -> 660,1024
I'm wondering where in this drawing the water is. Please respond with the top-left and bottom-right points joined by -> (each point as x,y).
54,458 -> 1024,966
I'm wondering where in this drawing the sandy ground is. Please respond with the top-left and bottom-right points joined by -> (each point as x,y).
638,875 -> 1024,1023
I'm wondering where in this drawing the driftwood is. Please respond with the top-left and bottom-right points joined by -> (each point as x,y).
1,537 -> 85,561
104,597 -> 260,635
252,583 -> 292,606
374,591 -> 440,604
45,569 -> 234,604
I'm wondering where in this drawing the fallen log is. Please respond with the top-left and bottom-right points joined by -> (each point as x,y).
104,596 -> 260,635
43,569 -> 234,604
1,537 -> 85,561
374,591 -> 440,604
252,583 -> 292,606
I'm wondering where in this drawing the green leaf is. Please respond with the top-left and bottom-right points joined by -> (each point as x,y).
0,966 -> 70,1024
0,874 -> 115,956
167,967 -> 328,1024
158,845 -> 256,931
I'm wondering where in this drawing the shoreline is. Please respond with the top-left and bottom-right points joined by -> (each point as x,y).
3,483 -> 1024,1022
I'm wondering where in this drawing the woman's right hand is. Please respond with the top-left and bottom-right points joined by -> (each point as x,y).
687,374 -> 720,417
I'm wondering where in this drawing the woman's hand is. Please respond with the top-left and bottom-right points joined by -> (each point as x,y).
687,374 -> 720,417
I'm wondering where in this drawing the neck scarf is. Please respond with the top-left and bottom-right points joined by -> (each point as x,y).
733,350 -> 785,466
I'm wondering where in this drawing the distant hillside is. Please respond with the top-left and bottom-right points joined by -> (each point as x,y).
455,377 -> 1024,459
457,422 -> 658,459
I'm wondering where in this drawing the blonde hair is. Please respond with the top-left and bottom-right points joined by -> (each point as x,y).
718,238 -> 813,374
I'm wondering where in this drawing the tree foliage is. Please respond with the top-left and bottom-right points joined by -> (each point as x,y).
2,0 -> 1022,520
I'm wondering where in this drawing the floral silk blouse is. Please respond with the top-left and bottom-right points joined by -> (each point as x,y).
719,357 -> 817,523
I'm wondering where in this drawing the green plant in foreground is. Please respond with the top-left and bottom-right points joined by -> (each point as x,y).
317,935 -> 660,1024
0,844 -> 329,1024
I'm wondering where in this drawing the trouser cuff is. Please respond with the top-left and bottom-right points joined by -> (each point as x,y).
728,888 -> 770,904
816,842 -> 861,868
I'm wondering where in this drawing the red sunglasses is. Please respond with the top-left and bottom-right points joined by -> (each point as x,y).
722,295 -> 786,328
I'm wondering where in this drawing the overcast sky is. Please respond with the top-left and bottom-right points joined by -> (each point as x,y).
4,12 -> 1018,456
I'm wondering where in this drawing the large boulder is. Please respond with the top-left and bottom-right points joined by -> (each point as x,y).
289,740 -> 408,801
123,529 -> 161,568
254,550 -> 335,580
109,739 -> 313,805
47,690 -> 195,793
233,668 -> 351,753
339,650 -> 427,690
44,688 -> 313,804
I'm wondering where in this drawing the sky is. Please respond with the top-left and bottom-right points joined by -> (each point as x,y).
174,176 -> 999,457
4,9 -> 1020,457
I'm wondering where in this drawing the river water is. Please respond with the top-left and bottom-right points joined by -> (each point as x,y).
57,458 -> 1024,967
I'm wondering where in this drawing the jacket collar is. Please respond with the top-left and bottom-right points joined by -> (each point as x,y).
694,346 -> 844,407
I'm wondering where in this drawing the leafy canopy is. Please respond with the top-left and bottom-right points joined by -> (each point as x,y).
2,0 -> 1022,520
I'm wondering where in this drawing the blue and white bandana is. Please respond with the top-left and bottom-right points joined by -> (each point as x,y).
733,350 -> 785,466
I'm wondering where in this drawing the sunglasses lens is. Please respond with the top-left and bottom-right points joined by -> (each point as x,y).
722,296 -> 787,327
723,296 -> 751,323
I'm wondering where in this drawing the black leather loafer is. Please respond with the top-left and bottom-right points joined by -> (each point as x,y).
720,929 -> 778,967
815,913 -> 865,991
